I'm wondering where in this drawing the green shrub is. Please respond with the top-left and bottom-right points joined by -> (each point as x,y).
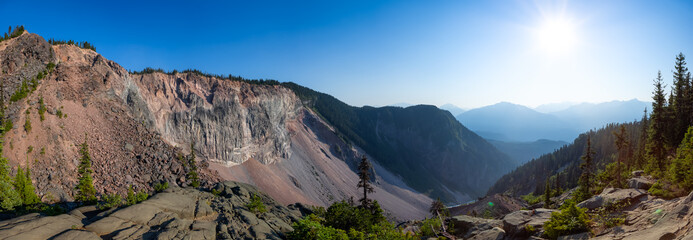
97,193 -> 122,210
26,146 -> 33,153
37,96 -> 46,122
126,185 -> 148,205
10,80 -> 29,102
247,193 -> 267,214
648,180 -> 676,199
543,200 -> 590,239
154,182 -> 169,193
418,217 -> 442,237
522,193 -> 542,205
287,214 -> 349,240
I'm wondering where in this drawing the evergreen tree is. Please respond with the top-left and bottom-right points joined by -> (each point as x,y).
555,172 -> 561,194
0,156 -> 20,210
613,125 -> 631,187
635,109 -> 649,169
15,164 -> 39,205
357,156 -> 374,207
429,198 -> 447,217
672,53 -> 691,145
187,142 -> 200,188
76,135 -> 97,204
576,134 -> 595,202
646,71 -> 670,177
670,126 -> 693,190
544,179 -> 552,208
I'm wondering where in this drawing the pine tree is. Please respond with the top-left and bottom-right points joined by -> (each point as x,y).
357,156 -> 374,207
544,179 -> 552,208
613,125 -> 631,187
670,126 -> 693,190
672,53 -> 691,145
555,172 -> 561,194
429,198 -> 446,217
18,164 -> 39,205
76,135 -> 97,204
646,71 -> 670,177
576,134 -> 595,202
635,109 -> 649,169
187,142 -> 199,188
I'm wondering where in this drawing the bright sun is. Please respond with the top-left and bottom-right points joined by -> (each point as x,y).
535,18 -> 577,55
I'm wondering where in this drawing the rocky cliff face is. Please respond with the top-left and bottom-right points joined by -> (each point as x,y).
0,31 -> 431,220
0,32 -> 220,200
130,72 -> 300,165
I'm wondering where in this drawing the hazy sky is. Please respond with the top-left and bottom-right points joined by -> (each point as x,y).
2,0 -> 692,109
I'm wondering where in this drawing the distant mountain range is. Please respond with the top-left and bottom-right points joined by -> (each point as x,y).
487,139 -> 568,165
439,104 -> 466,116
455,99 -> 649,142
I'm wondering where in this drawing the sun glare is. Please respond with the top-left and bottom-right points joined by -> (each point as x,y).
535,18 -> 577,55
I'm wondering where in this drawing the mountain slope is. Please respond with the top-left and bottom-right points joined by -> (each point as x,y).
456,102 -> 577,142
488,139 -> 568,165
283,83 -> 516,202
440,103 -> 466,116
551,99 -> 649,132
487,121 -> 644,196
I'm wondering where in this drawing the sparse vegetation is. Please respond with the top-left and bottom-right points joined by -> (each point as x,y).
126,185 -> 148,206
37,96 -> 46,121
47,38 -> 96,51
97,193 -> 122,210
75,135 -> 97,204
129,67 -> 281,86
246,193 -> 267,214
23,116 -> 31,133
543,200 -> 590,239
154,182 -> 169,193
0,25 -> 24,43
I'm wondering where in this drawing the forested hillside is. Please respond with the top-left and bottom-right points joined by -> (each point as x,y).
282,83 -> 515,202
489,53 -> 693,199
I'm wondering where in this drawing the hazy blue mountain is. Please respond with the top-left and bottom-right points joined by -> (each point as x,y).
534,101 -> 578,113
440,103 -> 466,116
457,99 -> 649,142
487,139 -> 568,165
551,99 -> 649,132
388,102 -> 413,108
455,102 -> 578,142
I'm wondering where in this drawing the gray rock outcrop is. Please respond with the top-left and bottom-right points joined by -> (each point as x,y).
0,181 -> 307,240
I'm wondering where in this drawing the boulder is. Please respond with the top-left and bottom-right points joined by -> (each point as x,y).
558,232 -> 590,240
577,188 -> 647,210
628,177 -> 655,190
451,215 -> 503,239
632,170 -> 644,177
468,227 -> 505,240
502,208 -> 556,236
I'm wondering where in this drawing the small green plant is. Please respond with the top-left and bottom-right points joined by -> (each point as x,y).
543,200 -> 590,239
419,217 -> 442,237
23,116 -> 31,133
10,79 -> 30,102
648,180 -> 676,199
247,193 -> 267,214
522,193 -> 542,205
97,193 -> 122,210
47,62 -> 56,73
40,147 -> 45,155
37,96 -> 46,121
524,224 -> 537,233
56,107 -> 64,119
26,146 -> 33,153
126,185 -> 148,205
154,182 -> 169,193
211,188 -> 221,196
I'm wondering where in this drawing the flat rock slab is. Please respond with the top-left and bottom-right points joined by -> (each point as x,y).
0,214 -> 83,240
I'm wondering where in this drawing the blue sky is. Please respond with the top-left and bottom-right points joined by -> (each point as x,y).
2,0 -> 692,109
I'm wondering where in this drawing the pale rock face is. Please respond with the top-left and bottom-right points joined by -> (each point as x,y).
130,73 -> 301,165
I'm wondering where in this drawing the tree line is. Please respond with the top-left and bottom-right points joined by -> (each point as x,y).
490,52 -> 693,201
0,25 -> 24,43
47,38 -> 96,51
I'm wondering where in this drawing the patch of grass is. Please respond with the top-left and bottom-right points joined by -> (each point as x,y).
247,193 -> 267,214
154,182 -> 169,193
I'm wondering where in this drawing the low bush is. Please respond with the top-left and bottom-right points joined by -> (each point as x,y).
543,199 -> 590,239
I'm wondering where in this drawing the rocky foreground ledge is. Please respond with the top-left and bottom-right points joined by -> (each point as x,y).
0,181 -> 310,240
